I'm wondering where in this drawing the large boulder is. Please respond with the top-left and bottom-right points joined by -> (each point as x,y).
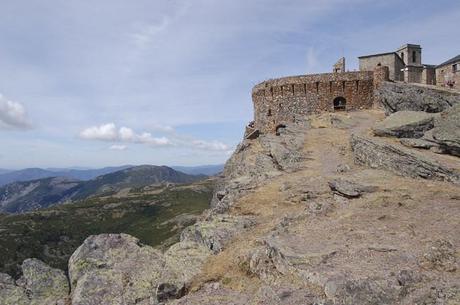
376,82 -> 460,114
164,240 -> 211,286
328,179 -> 377,198
0,259 -> 69,305
431,104 -> 460,156
0,273 -> 29,305
373,111 -> 437,138
18,259 -> 69,305
68,233 -> 166,305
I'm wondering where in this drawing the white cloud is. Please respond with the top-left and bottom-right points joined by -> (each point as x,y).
109,144 -> 127,151
80,123 -> 172,147
80,122 -> 233,153
79,123 -> 118,141
0,94 -> 32,130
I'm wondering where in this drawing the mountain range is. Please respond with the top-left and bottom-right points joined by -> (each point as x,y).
0,164 -> 223,186
0,165 -> 205,214
0,169 -> 12,175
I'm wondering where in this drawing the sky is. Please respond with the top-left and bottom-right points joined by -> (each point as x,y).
1,0 -> 459,169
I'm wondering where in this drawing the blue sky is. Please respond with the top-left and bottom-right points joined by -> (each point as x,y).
1,0 -> 459,169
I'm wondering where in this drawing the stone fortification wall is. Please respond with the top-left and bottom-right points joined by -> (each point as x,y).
252,71 -> 375,133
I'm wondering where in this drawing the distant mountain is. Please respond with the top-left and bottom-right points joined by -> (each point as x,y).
172,164 -> 224,176
0,169 -> 12,175
0,165 -> 204,214
0,177 -> 82,213
71,165 -> 204,200
0,166 -> 133,186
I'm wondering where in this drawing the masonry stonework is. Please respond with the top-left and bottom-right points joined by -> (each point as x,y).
359,53 -> 404,81
250,43 -> 458,135
252,71 -> 375,133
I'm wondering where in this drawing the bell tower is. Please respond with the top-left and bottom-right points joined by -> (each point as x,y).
397,44 -> 422,66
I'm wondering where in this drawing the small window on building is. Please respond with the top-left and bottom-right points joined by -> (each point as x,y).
401,53 -> 404,62
453,64 -> 458,73
412,51 -> 416,63
267,109 -> 272,116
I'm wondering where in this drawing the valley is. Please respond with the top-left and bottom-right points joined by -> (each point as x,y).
0,178 -> 214,277
0,165 -> 207,214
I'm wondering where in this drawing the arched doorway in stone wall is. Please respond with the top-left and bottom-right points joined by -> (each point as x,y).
333,97 -> 347,111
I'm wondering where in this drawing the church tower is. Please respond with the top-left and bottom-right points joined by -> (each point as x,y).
397,44 -> 422,66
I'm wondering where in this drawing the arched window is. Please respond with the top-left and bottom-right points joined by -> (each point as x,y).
412,51 -> 416,63
333,97 -> 346,111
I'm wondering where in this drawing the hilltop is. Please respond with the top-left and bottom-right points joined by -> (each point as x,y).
0,165 -> 205,214
0,82 -> 458,304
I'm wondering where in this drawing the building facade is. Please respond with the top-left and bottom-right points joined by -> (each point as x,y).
359,43 -> 457,88
359,44 -> 435,84
248,44 -> 458,135
436,55 -> 460,90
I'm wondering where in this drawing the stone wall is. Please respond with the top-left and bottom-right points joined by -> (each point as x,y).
405,66 -> 423,83
252,71 -> 374,133
436,62 -> 460,90
422,67 -> 436,85
359,53 -> 404,81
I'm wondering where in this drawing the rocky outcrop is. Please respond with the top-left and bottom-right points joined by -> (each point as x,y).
430,104 -> 460,156
328,179 -> 377,198
66,225 -> 250,305
351,134 -> 460,184
0,273 -> 30,305
376,82 -> 460,114
0,259 -> 69,305
180,215 -> 255,254
400,138 -> 438,149
372,111 -> 437,138
211,123 -> 307,212
68,234 -> 166,305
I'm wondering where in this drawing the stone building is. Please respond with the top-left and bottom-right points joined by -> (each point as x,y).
436,55 -> 460,90
251,66 -> 389,134
248,43 -> 458,135
359,44 -> 436,85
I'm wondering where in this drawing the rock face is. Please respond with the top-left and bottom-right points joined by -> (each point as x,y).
18,259 -> 69,305
372,111 -> 437,138
376,81 -> 460,114
211,123 -> 306,212
68,234 -> 166,305
328,179 -> 377,198
351,134 -> 460,184
0,273 -> 30,305
180,215 -> 255,254
431,104 -> 460,156
400,138 -> 437,149
0,259 -> 69,305
67,232 -> 234,305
